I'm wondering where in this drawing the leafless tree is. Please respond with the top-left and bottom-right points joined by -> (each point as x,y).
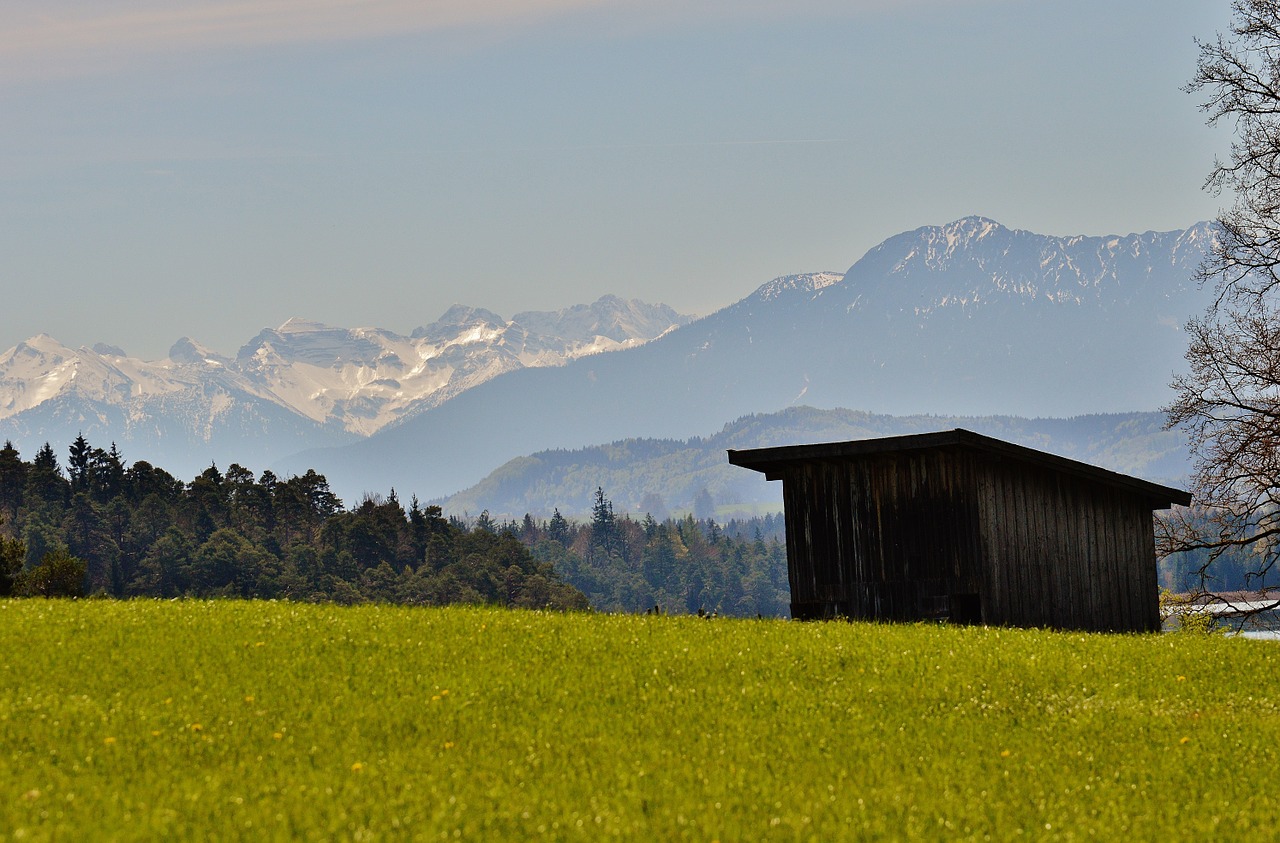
1164,0 -> 1280,615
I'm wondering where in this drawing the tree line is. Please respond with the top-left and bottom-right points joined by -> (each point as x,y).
0,435 -> 586,609
0,436 -> 791,616
501,488 -> 790,617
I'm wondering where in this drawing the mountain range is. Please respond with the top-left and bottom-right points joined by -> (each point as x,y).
279,216 -> 1215,502
0,296 -> 690,478
0,216 -> 1215,505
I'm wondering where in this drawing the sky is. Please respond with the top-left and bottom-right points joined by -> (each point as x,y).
1,0 -> 1234,360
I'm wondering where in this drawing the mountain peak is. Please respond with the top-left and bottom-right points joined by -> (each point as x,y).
749,272 -> 846,302
169,337 -> 227,366
409,305 -> 508,344
838,217 -> 1211,308
277,317 -> 334,333
16,333 -> 72,354
939,216 -> 1005,240
92,342 -> 127,357
511,295 -> 692,345
440,304 -> 506,327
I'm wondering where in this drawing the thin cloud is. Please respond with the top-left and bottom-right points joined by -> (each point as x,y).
1,0 -> 985,83
4,1 -> 588,70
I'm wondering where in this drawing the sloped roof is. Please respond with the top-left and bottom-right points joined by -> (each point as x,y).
727,428 -> 1191,508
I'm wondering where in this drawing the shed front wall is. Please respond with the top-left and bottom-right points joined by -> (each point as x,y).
780,449 -> 983,621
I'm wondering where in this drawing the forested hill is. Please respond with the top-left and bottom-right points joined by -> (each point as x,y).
440,407 -> 1191,520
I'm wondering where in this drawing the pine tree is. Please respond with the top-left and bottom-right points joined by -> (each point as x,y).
67,433 -> 90,492
0,517 -> 24,596
0,441 -> 26,524
547,508 -> 570,546
589,487 -> 618,562
26,443 -> 68,508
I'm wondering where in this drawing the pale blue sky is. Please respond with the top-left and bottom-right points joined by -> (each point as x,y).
1,0 -> 1232,360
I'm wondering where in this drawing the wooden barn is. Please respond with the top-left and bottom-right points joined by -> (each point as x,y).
727,429 -> 1191,632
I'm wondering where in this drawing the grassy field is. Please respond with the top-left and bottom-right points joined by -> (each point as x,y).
3,600 -> 1279,840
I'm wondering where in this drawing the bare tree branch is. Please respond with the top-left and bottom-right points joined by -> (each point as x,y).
1165,1 -> 1280,615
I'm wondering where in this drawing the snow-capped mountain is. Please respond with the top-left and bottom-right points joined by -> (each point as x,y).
278,217 -> 1218,502
827,215 -> 1210,313
0,333 -> 352,477
714,216 -> 1215,411
0,217 -> 1219,501
235,296 -> 689,434
0,296 -> 690,477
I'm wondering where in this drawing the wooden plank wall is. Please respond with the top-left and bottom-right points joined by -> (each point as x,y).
974,459 -> 1160,632
782,449 -> 983,621
780,447 -> 1161,631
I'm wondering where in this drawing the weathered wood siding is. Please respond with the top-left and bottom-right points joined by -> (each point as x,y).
778,446 -> 1161,631
782,448 -> 984,621
973,457 -> 1159,632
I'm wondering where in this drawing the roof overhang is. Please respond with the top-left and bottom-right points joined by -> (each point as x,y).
727,428 -> 1192,509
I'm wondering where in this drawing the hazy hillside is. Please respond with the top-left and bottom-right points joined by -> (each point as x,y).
283,217 -> 1212,502
439,406 -> 1191,520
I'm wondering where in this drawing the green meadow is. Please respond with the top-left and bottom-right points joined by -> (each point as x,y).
3,600 -> 1279,840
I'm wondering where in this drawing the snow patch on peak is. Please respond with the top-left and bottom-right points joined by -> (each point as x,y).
1172,221 -> 1220,259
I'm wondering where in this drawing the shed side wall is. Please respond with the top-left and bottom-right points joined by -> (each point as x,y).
974,458 -> 1160,632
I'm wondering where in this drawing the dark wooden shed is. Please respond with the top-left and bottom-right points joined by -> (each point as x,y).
727,429 -> 1191,632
